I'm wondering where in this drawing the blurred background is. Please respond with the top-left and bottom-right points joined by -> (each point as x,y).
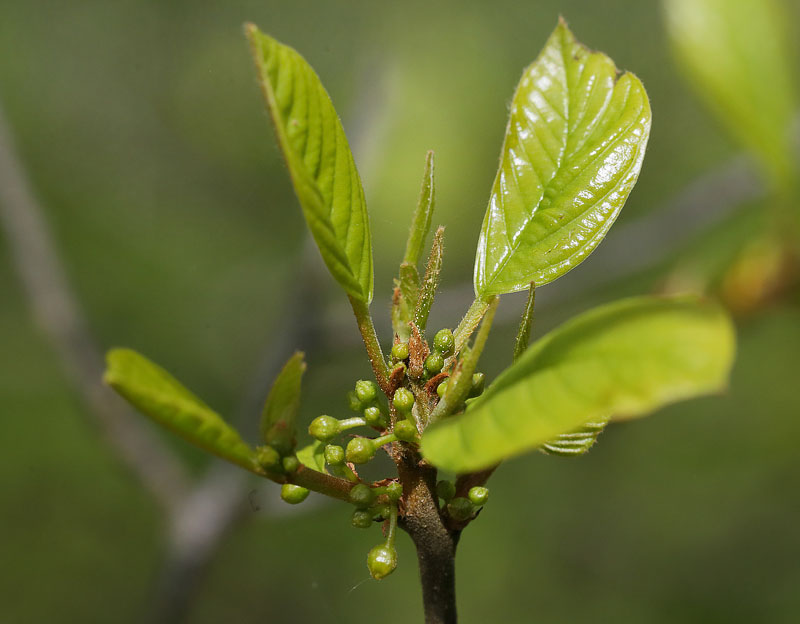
1,0 -> 799,622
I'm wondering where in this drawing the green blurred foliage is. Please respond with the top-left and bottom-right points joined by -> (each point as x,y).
1,0 -> 799,622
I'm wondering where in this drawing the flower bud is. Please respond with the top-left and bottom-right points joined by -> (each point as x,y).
392,388 -> 415,413
308,415 -> 340,442
433,328 -> 455,357
280,484 -> 309,504
346,438 -> 376,464
367,544 -> 398,580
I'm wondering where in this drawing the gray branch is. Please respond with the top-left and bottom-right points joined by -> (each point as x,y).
0,100 -> 190,516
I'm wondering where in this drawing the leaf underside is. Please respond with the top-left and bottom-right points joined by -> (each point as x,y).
297,440 -> 327,473
421,296 -> 735,472
474,20 -> 652,297
540,419 -> 607,456
104,349 -> 257,472
246,24 -> 373,302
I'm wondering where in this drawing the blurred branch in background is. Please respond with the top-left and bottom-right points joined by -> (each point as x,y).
0,98 -> 190,517
0,94 -> 328,622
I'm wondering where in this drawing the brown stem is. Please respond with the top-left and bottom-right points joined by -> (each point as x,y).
396,447 -> 459,624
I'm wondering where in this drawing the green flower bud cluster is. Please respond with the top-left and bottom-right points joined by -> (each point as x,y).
417,328 -> 454,379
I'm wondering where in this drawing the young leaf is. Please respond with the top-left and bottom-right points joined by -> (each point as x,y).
104,349 -> 258,473
512,283 -> 536,362
260,351 -> 306,455
421,296 -> 735,472
404,150 -> 436,267
413,226 -> 445,333
246,24 -> 374,302
297,440 -> 326,473
474,19 -> 652,297
664,0 -> 798,189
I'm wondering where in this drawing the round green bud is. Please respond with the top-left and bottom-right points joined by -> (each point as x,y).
346,438 -> 376,464
433,328 -> 455,357
348,483 -> 376,508
280,484 -> 309,505
324,444 -> 345,466
367,544 -> 398,580
393,419 -> 418,443
308,415 -> 340,442
392,388 -> 415,413
436,480 -> 456,502
385,481 -> 403,501
371,502 -> 391,520
468,486 -> 489,506
347,390 -> 364,412
436,379 -> 449,398
447,497 -> 474,522
355,380 -> 378,405
469,372 -> 486,398
363,405 -> 387,428
282,456 -> 300,474
351,509 -> 373,529
256,445 -> 281,470
391,342 -> 410,362
424,352 -> 444,376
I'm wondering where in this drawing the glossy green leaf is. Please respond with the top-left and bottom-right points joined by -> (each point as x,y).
422,296 -> 735,472
246,24 -> 373,302
104,349 -> 258,472
474,19 -> 652,297
297,440 -> 326,473
540,419 -> 607,457
260,351 -> 306,454
664,0 -> 798,189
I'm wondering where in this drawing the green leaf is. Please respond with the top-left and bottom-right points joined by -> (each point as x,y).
664,0 -> 798,189
403,150 -> 436,267
296,440 -> 326,473
421,296 -> 735,472
104,349 -> 258,472
474,19 -> 652,297
246,24 -> 373,302
512,283 -> 536,363
413,226 -> 444,333
260,351 -> 306,455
